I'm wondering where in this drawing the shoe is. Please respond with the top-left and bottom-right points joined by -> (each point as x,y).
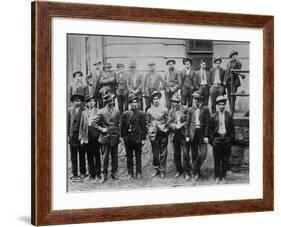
221,177 -> 226,184
174,172 -> 182,178
136,173 -> 142,180
150,171 -> 159,178
100,175 -> 107,184
111,173 -> 119,180
127,174 -> 133,180
194,174 -> 199,181
84,175 -> 93,181
80,174 -> 87,180
160,172 -> 165,179
184,174 -> 191,181
215,177 -> 220,184
70,175 -> 79,181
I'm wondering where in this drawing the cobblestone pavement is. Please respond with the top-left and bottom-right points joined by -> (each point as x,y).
67,138 -> 249,192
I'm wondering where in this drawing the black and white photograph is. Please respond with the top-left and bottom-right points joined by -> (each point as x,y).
67,34 -> 249,192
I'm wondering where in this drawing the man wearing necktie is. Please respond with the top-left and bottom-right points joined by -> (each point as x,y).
194,59 -> 211,106
209,96 -> 234,184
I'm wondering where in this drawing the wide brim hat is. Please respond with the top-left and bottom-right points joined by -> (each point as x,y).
151,90 -> 162,99
192,91 -> 203,99
103,62 -> 112,68
116,63 -> 124,68
128,93 -> 139,103
182,57 -> 192,65
86,95 -> 96,102
102,93 -> 115,103
71,94 -> 85,102
216,95 -> 227,104
166,59 -> 176,65
229,50 -> 239,58
170,94 -> 181,102
213,57 -> 222,64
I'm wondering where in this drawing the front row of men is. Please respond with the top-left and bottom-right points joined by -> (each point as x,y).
68,91 -> 234,185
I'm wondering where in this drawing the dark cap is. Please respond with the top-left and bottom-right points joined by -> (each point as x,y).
166,59 -> 176,65
72,71 -> 83,78
229,50 -> 239,58
71,94 -> 85,102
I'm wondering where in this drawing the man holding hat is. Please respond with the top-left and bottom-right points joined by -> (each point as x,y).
146,91 -> 169,179
163,59 -> 182,109
209,57 -> 226,113
168,93 -> 191,180
181,57 -> 196,107
68,94 -> 86,181
224,50 -> 243,113
194,59 -> 211,106
121,93 -> 147,180
79,96 -> 101,181
143,62 -> 165,110
99,62 -> 116,97
127,60 -> 144,110
115,63 -> 129,113
85,60 -> 103,108
92,93 -> 120,183
185,91 -> 210,181
209,96 -> 234,184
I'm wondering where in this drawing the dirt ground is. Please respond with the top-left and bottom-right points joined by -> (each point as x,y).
67,138 -> 249,192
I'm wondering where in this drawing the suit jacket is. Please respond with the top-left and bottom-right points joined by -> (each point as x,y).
146,105 -> 169,141
127,72 -> 143,97
209,67 -> 225,85
115,70 -> 129,95
185,105 -> 210,142
92,106 -> 120,145
163,69 -> 182,93
194,69 -> 211,90
86,70 -> 103,98
68,106 -> 84,145
168,106 -> 188,141
181,68 -> 196,89
121,109 -> 147,143
143,71 -> 165,96
224,60 -> 242,87
209,111 -> 234,144
79,108 -> 99,143
99,71 -> 116,95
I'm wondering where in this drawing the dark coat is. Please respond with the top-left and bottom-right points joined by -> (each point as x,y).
224,60 -> 242,87
209,111 -> 234,144
194,69 -> 211,90
121,109 -> 147,144
92,106 -> 120,145
86,70 -> 103,98
116,71 -> 129,96
99,71 -> 116,95
209,67 -> 225,85
79,108 -> 99,143
181,68 -> 196,89
185,105 -> 210,142
163,69 -> 182,93
68,106 -> 84,145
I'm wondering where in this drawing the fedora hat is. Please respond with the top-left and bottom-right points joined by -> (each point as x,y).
128,93 -> 139,103
151,90 -> 162,99
102,93 -> 115,103
70,94 -> 85,102
72,71 -> 83,78
213,57 -> 222,64
116,63 -> 124,68
170,93 -> 181,102
129,60 -> 137,68
216,95 -> 227,104
166,59 -> 176,65
182,57 -> 192,65
85,95 -> 96,102
229,50 -> 239,58
103,62 -> 112,68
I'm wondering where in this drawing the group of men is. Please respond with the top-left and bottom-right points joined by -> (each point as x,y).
68,49 -> 242,185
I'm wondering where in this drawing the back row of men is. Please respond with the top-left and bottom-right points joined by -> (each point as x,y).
69,50 -> 243,114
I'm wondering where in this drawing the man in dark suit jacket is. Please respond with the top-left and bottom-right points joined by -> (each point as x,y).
99,63 -> 116,97
194,59 -> 211,106
115,63 -> 129,113
92,93 -> 120,183
168,94 -> 190,180
185,91 -> 210,180
68,94 -> 86,181
210,96 -> 234,184
209,58 -> 226,113
121,94 -> 147,180
181,58 -> 196,107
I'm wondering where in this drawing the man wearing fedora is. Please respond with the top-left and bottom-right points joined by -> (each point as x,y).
163,59 -> 182,109
224,50 -> 243,113
209,96 -> 234,184
168,94 -> 191,180
185,91 -> 210,180
115,63 -> 129,113
79,96 -> 101,181
92,93 -> 120,183
209,57 -> 226,113
85,60 -> 103,108
121,93 -> 147,180
68,94 -> 86,181
127,60 -> 144,110
146,91 -> 169,179
99,62 -> 116,97
194,59 -> 211,106
181,57 -> 196,107
143,62 -> 165,110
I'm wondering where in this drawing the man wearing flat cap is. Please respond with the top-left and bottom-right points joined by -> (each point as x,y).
163,59 -> 182,109
194,59 -> 211,106
79,96 -> 101,181
127,60 -> 144,110
85,60 -> 103,108
181,58 -> 196,107
209,96 -> 234,184
209,57 -> 226,113
146,91 -> 169,179
185,91 -> 210,181
143,62 -> 165,110
92,93 -> 120,183
99,62 -> 116,97
121,93 -> 147,180
224,50 -> 243,113
68,94 -> 86,181
115,63 -> 129,113
168,94 -> 191,180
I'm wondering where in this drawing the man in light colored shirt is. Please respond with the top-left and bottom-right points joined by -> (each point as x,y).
210,96 -> 234,184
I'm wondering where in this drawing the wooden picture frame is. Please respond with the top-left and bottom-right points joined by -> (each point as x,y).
31,1 -> 274,226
